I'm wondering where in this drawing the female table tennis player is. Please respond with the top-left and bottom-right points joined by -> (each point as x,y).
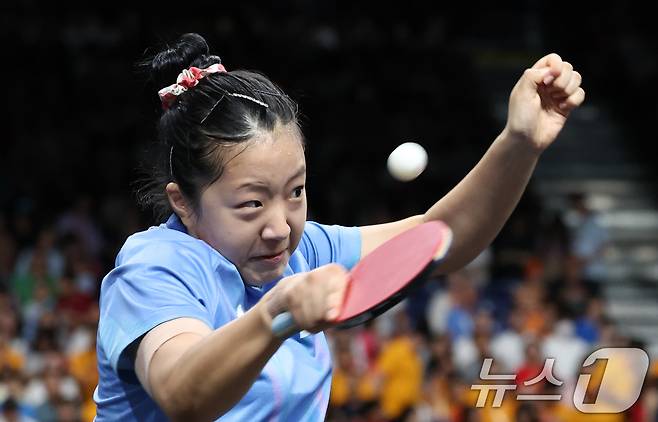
94,33 -> 584,421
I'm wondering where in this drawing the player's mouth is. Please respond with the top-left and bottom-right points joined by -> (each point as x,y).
252,250 -> 287,265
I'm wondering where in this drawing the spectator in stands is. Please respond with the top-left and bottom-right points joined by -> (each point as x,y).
574,297 -> 606,344
490,306 -> 526,373
13,227 -> 64,282
513,273 -> 550,338
0,312 -> 24,375
445,271 -> 480,340
0,396 -> 36,422
542,319 -> 589,384
421,336 -> 456,422
20,282 -> 55,345
515,341 -> 545,393
453,310 -> 494,382
375,312 -> 423,420
9,252 -> 57,308
566,192 -> 610,285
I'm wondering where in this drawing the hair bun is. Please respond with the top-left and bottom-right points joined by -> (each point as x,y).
149,33 -> 222,90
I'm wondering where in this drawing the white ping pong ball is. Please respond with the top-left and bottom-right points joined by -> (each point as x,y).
387,142 -> 428,182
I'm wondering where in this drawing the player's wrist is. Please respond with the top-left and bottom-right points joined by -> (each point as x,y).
499,126 -> 544,157
257,288 -> 290,333
254,300 -> 287,346
265,288 -> 289,320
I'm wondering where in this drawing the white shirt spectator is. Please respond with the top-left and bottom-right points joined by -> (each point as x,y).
490,329 -> 526,373
542,320 -> 590,382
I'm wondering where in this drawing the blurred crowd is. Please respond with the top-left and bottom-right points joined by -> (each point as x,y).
0,195 -> 145,422
325,193 -> 658,422
1,189 -> 658,421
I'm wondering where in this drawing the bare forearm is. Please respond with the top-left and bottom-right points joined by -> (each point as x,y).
159,303 -> 282,421
423,129 -> 541,271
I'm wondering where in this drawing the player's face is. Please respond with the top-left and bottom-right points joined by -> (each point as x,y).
193,123 -> 307,285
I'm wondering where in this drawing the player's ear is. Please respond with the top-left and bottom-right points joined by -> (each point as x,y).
166,182 -> 195,223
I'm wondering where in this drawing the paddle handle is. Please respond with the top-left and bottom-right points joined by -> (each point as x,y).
271,312 -> 298,338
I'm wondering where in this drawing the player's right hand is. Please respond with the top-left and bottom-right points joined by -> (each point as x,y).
263,263 -> 350,333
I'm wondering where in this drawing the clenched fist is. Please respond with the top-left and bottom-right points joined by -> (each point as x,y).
262,263 -> 350,335
505,53 -> 586,151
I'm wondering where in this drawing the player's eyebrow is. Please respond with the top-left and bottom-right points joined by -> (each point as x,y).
235,181 -> 270,193
235,166 -> 306,192
286,165 -> 306,183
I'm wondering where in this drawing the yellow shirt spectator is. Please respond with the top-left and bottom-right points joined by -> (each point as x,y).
376,336 -> 423,419
69,347 -> 99,402
0,343 -> 24,372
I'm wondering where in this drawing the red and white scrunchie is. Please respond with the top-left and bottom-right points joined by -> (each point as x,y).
158,63 -> 227,109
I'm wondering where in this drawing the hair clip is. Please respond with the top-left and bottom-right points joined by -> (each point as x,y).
200,92 -> 269,125
227,93 -> 269,108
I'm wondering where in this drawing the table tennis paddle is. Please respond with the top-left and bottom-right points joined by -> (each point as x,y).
272,220 -> 453,337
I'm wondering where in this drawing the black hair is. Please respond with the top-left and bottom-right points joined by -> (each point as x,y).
136,33 -> 301,221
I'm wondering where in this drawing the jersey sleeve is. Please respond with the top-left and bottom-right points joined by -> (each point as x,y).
297,221 -> 361,271
98,240 -> 216,381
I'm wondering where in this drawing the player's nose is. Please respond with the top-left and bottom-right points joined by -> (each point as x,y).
261,208 -> 291,241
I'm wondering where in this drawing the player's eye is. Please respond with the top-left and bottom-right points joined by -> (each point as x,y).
292,186 -> 304,198
239,200 -> 263,209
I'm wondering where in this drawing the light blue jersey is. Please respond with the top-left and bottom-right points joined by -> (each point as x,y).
94,214 -> 361,421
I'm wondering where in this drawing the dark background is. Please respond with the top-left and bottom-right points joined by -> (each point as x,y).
3,2 -> 657,234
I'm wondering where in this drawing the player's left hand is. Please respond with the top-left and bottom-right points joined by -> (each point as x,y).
504,53 -> 585,152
